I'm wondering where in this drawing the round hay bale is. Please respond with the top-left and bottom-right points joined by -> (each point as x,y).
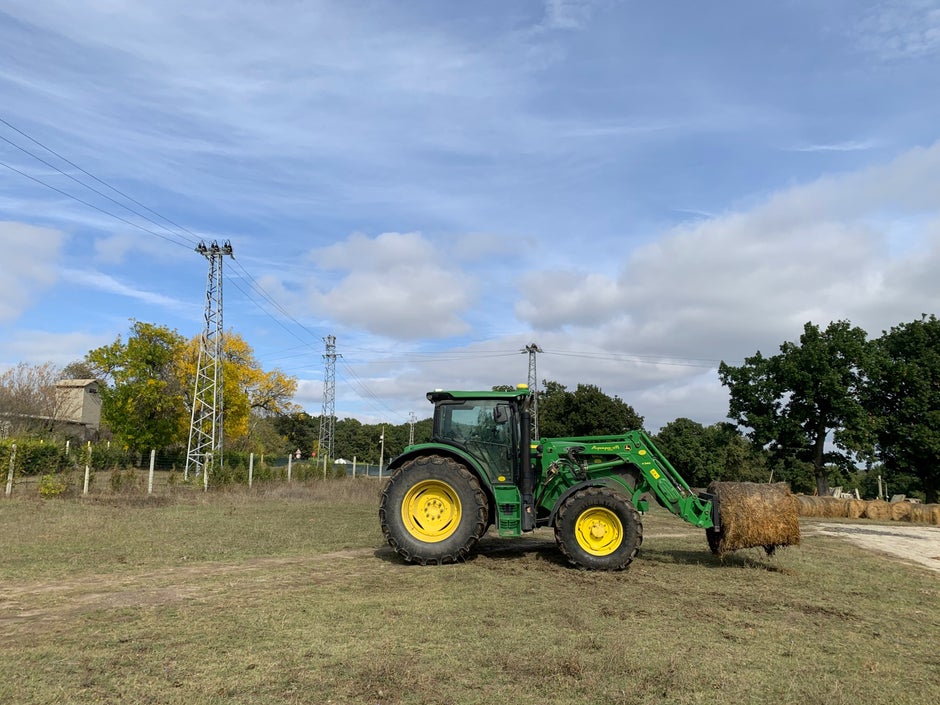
909,504 -> 940,525
890,501 -> 913,521
846,499 -> 868,519
793,494 -> 818,517
864,500 -> 892,521
819,497 -> 850,518
706,481 -> 801,557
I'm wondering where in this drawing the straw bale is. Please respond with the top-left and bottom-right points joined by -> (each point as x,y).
909,504 -> 940,525
793,495 -> 819,517
706,481 -> 801,558
890,500 -> 912,521
818,497 -> 850,518
846,499 -> 868,519
863,500 -> 892,521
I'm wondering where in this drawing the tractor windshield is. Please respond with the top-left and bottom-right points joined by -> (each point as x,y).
434,399 -> 516,479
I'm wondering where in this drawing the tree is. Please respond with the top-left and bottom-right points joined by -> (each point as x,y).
177,331 -> 299,446
863,315 -> 940,503
718,320 -> 869,495
0,361 -> 62,434
86,321 -> 187,452
538,381 -> 644,438
654,418 -> 768,487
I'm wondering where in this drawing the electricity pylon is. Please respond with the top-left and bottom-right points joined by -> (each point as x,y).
524,343 -> 542,440
185,240 -> 232,485
317,335 -> 339,474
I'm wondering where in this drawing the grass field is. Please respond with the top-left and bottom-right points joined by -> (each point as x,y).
1,480 -> 938,705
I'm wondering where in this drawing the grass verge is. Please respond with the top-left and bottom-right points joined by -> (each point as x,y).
1,483 -> 937,705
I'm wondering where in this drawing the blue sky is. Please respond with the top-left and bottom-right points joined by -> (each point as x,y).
2,0 -> 940,431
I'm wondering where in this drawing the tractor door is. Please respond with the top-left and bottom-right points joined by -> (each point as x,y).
434,399 -> 518,483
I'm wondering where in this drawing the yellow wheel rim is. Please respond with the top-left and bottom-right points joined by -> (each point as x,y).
402,480 -> 462,543
574,507 -> 623,556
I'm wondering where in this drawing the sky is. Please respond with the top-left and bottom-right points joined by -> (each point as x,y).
2,0 -> 940,433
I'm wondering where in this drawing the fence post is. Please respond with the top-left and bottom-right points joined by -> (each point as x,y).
203,454 -> 210,492
352,455 -> 357,478
83,463 -> 90,495
248,452 -> 254,488
148,449 -> 156,495
5,444 -> 16,497
287,455 -> 292,483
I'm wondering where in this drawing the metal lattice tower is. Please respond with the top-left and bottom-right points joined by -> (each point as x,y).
317,335 -> 339,472
524,343 -> 543,440
185,240 -> 233,483
408,411 -> 417,446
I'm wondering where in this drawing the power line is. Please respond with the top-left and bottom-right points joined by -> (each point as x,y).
0,116 -> 201,246
0,158 -> 194,250
0,131 -> 197,249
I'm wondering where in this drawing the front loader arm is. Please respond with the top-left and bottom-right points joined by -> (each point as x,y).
537,431 -> 717,529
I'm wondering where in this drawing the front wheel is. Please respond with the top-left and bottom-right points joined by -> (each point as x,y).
555,487 -> 643,570
379,455 -> 488,565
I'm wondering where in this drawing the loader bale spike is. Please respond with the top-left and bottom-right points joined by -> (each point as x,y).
706,481 -> 800,558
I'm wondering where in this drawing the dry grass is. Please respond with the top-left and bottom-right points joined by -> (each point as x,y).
1,484 -> 938,705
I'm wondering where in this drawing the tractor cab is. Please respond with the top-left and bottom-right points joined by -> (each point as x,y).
427,387 -> 529,486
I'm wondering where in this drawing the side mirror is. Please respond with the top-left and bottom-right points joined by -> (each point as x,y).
493,404 -> 510,424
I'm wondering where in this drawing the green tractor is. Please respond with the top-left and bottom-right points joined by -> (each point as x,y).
379,385 -> 732,570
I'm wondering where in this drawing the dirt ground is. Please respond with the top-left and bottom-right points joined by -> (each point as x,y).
803,521 -> 940,574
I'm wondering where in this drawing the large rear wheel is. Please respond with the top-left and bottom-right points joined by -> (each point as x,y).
379,455 -> 488,565
555,487 -> 643,570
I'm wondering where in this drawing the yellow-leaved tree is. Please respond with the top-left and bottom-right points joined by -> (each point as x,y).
177,332 -> 299,449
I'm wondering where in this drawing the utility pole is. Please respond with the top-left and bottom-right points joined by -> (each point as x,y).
185,240 -> 232,484
408,412 -> 416,446
379,425 -> 385,480
317,335 -> 339,476
523,343 -> 542,440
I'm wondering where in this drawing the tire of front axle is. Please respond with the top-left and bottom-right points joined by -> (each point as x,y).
554,486 -> 643,570
379,455 -> 489,565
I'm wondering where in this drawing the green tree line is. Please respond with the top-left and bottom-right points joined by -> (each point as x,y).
1,315 -> 937,501
718,315 -> 940,503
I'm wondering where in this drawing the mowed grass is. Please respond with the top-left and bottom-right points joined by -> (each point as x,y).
1,480 -> 938,705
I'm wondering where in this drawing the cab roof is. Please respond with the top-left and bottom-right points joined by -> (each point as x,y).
427,387 -> 531,403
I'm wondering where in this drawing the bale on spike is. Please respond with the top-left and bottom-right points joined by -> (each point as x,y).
706,481 -> 801,558
864,500 -> 892,521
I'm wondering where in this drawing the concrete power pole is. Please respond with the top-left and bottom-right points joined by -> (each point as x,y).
186,240 -> 233,484
317,335 -> 339,475
524,343 -> 542,440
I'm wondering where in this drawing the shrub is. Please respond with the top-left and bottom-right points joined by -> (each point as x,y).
110,467 -> 140,493
91,445 -> 132,471
0,439 -> 69,476
38,472 -> 70,498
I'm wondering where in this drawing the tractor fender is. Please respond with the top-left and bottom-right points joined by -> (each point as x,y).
386,444 -> 496,521
547,476 -> 636,527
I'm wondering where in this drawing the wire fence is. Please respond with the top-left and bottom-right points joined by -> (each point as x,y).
2,439 -> 389,499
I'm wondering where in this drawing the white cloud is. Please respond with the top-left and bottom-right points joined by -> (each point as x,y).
1,329 -> 111,366
307,232 -> 475,339
540,0 -> 602,31
855,0 -> 940,60
59,268 -> 189,310
515,140 -> 940,362
790,140 -> 879,153
0,222 -> 66,322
